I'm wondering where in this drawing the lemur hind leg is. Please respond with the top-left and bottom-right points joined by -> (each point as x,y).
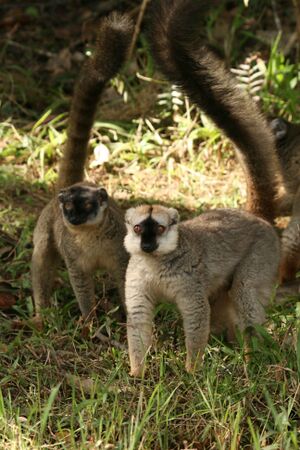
229,238 -> 279,345
175,284 -> 210,373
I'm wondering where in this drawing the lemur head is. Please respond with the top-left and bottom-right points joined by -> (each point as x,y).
270,117 -> 300,159
270,117 -> 288,141
58,183 -> 108,227
124,205 -> 180,256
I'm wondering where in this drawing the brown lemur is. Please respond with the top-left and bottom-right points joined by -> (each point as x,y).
31,13 -> 133,322
124,205 -> 280,376
270,118 -> 300,282
148,0 -> 300,282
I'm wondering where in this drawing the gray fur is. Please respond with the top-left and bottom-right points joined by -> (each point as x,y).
124,206 -> 280,376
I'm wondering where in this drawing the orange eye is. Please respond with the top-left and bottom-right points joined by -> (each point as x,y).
134,224 -> 142,234
157,225 -> 165,235
64,202 -> 73,211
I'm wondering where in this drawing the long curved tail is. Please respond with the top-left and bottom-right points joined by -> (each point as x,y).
57,12 -> 133,190
149,0 -> 283,222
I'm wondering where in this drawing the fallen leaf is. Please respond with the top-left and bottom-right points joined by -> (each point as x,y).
0,343 -> 8,353
66,374 -> 95,395
11,317 -> 43,331
90,143 -> 110,168
0,245 -> 14,259
0,292 -> 16,309
0,8 -> 30,28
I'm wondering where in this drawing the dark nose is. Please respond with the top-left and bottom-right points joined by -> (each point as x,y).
141,242 -> 157,253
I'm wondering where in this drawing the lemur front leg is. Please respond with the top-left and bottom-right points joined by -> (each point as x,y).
125,280 -> 155,377
65,259 -> 96,322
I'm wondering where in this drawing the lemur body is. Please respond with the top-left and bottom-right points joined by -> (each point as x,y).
271,118 -> 300,213
32,183 -> 128,319
269,118 -> 300,281
31,13 -> 133,320
148,0 -> 300,281
124,205 -> 280,376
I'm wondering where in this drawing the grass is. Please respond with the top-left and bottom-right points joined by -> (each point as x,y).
1,1 -> 300,448
0,302 -> 299,449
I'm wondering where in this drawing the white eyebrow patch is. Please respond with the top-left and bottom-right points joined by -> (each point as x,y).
151,205 -> 178,226
150,212 -> 170,226
125,206 -> 151,225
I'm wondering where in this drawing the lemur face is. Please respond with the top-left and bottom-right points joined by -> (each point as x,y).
124,205 -> 179,255
270,117 -> 288,141
58,185 -> 108,227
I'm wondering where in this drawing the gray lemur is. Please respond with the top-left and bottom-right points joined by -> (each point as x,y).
31,13 -> 133,321
124,205 -> 280,376
148,0 -> 300,282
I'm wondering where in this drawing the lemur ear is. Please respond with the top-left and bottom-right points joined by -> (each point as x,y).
270,118 -> 288,141
125,207 -> 135,224
97,188 -> 108,202
168,208 -> 179,224
58,190 -> 66,203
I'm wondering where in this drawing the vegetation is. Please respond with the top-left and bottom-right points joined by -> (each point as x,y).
0,0 -> 300,448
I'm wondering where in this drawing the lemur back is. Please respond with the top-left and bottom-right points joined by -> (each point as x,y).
124,205 -> 280,376
31,13 -> 133,321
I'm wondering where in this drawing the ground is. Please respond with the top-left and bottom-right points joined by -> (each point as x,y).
0,1 -> 300,449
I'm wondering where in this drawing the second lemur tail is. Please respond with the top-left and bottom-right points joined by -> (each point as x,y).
57,12 -> 133,190
149,0 -> 284,222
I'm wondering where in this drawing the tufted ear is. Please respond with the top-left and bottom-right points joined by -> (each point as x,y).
270,118 -> 288,141
97,188 -> 108,202
168,208 -> 180,225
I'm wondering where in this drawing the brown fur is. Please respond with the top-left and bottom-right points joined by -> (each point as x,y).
148,0 -> 284,222
31,13 -> 133,320
32,183 -> 128,319
58,12 -> 133,190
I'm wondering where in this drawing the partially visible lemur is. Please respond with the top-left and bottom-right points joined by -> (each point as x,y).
148,0 -> 300,281
270,118 -> 300,281
31,13 -> 133,321
124,205 -> 280,376
270,118 -> 300,216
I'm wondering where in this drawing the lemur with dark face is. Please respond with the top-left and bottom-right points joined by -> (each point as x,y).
148,0 -> 300,282
31,13 -> 133,321
124,205 -> 280,376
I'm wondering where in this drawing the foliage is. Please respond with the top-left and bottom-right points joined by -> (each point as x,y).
263,37 -> 300,119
